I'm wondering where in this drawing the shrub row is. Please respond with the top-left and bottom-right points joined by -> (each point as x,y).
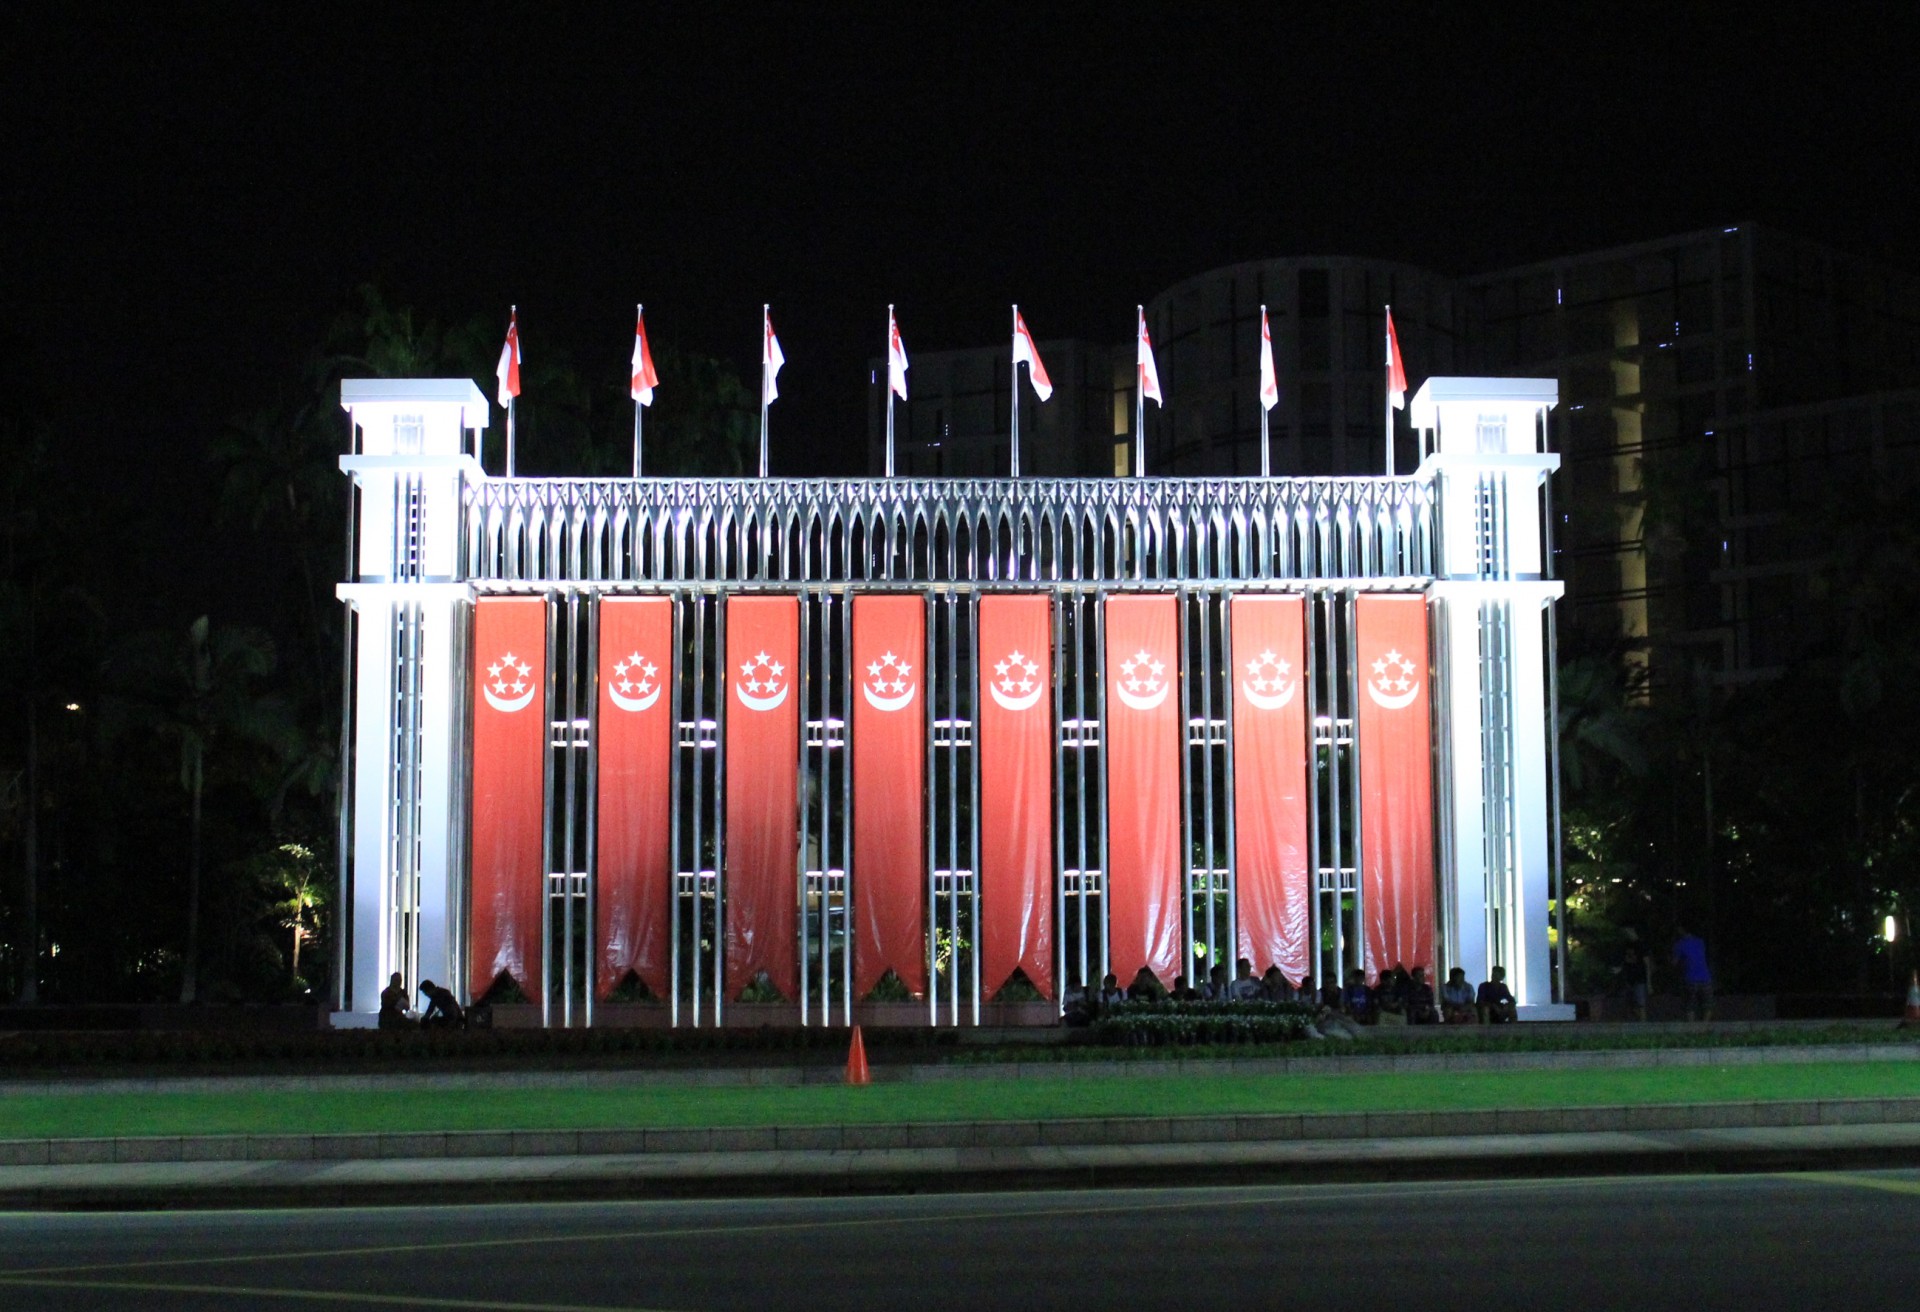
1084,1000 -> 1319,1047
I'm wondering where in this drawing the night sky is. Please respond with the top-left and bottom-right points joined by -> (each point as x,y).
11,2 -> 1917,491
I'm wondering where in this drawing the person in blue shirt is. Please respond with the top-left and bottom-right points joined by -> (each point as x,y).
1672,926 -> 1713,1021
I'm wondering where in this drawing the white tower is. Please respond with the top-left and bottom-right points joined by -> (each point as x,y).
1414,378 -> 1573,1018
335,379 -> 488,1019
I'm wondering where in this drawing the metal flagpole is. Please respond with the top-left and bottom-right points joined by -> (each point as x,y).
885,305 -> 895,478
1135,306 -> 1146,479
506,304 -> 517,478
1009,305 -> 1021,478
1260,304 -> 1271,479
645,303 -> 652,476
1383,303 -> 1393,477
759,304 -> 770,479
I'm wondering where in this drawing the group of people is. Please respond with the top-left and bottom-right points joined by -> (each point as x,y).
377,973 -> 488,1030
1062,956 -> 1520,1029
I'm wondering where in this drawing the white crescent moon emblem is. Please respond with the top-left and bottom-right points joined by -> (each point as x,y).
608,682 -> 661,712
482,684 -> 536,714
1113,681 -> 1171,712
988,681 -> 1044,712
1242,679 -> 1297,710
735,682 -> 789,712
1365,680 -> 1421,710
862,683 -> 916,712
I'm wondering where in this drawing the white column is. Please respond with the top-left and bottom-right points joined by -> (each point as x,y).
349,605 -> 394,1016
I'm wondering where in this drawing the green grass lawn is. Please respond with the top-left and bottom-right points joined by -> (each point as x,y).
3,1061 -> 1918,1140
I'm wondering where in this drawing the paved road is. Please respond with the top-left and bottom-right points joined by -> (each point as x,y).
3,1171 -> 1918,1309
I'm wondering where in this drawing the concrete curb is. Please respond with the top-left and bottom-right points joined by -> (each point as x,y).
5,1123 -> 1920,1210
5,1040 -> 1917,1096
7,1095 -> 1920,1168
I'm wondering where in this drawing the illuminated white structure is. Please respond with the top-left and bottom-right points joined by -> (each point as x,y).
336,380 -> 487,1023
333,374 -> 1571,1024
1414,378 -> 1571,1019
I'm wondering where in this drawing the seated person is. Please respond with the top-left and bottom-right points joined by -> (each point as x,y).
1098,972 -> 1128,1011
1204,963 -> 1231,1001
1061,981 -> 1098,1026
1374,966 -> 1409,1025
1440,966 -> 1477,1023
418,979 -> 465,1029
1341,967 -> 1375,1023
1405,966 -> 1438,1024
1477,966 -> 1518,1024
1169,973 -> 1202,1002
1260,966 -> 1291,1002
378,972 -> 412,1029
1227,957 -> 1262,1002
1126,965 -> 1166,1002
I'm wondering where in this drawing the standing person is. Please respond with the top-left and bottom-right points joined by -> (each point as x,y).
1672,925 -> 1713,1021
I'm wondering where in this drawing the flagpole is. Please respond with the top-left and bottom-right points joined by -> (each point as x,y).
506,303 -> 517,478
1384,302 -> 1393,477
1135,305 -> 1146,479
633,303 -> 644,479
759,304 -> 770,479
1010,305 -> 1020,479
885,305 -> 895,479
1260,305 -> 1271,479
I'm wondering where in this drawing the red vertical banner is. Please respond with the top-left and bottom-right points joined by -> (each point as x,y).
469,597 -> 548,1004
1104,594 -> 1183,986
1355,594 -> 1437,975
851,594 -> 927,999
1230,595 -> 1312,984
724,595 -> 801,1002
977,595 -> 1054,1000
594,597 -> 673,1000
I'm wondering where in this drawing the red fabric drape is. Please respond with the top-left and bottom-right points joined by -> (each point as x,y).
851,594 -> 927,999
977,595 -> 1054,1000
469,597 -> 547,1003
723,595 -> 800,1001
1104,594 -> 1183,986
594,597 -> 673,1000
1230,594 -> 1311,984
1355,594 -> 1437,975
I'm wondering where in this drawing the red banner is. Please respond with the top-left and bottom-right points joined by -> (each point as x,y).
977,595 -> 1054,1000
851,594 -> 927,999
594,597 -> 673,1000
723,595 -> 800,1001
469,597 -> 547,1004
1104,594 -> 1183,987
1355,594 -> 1436,975
1230,595 -> 1312,984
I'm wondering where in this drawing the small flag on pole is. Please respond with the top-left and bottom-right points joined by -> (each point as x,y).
888,308 -> 909,401
631,308 -> 658,406
1137,307 -> 1162,407
1386,307 -> 1407,411
763,308 -> 785,406
496,309 -> 521,408
1012,309 -> 1053,401
1259,307 -> 1279,412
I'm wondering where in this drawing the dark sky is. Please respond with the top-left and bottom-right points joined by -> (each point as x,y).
10,2 -> 1918,481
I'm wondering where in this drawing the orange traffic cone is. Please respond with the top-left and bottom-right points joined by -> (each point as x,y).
1903,971 -> 1920,1026
845,1024 -> 871,1086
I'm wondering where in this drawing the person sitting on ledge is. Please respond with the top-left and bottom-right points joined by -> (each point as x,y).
1228,957 -> 1263,1002
1477,966 -> 1518,1024
418,979 -> 466,1029
378,972 -> 412,1029
1406,966 -> 1438,1024
1098,972 -> 1128,1012
1374,966 -> 1409,1025
1205,963 -> 1231,1001
1127,966 -> 1166,1002
1440,967 -> 1478,1023
1169,973 -> 1201,1002
1342,967 -> 1375,1024
1260,965 -> 1291,1001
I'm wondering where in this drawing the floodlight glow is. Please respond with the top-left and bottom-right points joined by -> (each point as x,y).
1887,915 -> 1898,943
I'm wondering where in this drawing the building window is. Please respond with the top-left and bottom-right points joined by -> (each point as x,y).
1475,414 -> 1507,453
